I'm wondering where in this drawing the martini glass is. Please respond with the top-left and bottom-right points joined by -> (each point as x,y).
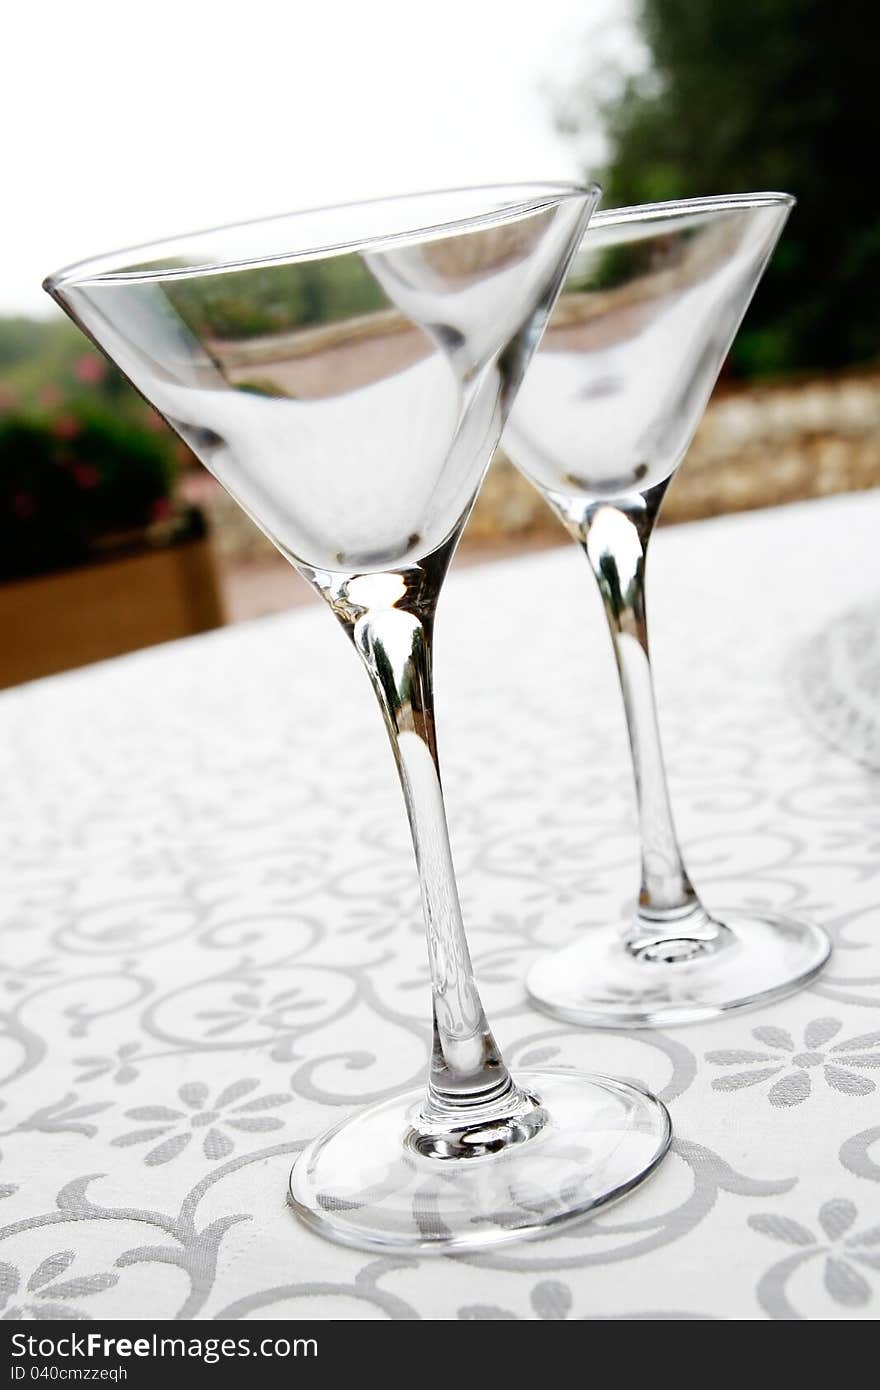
45,185 -> 671,1252
504,194 -> 831,1028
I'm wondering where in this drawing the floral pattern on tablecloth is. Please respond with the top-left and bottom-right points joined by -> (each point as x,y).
0,493 -> 878,1320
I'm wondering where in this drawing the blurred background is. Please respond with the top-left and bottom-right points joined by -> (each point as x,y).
3,0 -> 877,686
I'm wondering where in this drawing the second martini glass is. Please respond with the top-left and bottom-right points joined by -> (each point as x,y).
45,185 -> 671,1250
505,194 -> 831,1028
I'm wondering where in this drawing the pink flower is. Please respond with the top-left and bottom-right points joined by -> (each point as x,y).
178,472 -> 213,504
73,355 -> 106,385
38,385 -> 63,409
0,385 -> 19,412
72,464 -> 99,490
51,414 -> 80,441
13,492 -> 35,520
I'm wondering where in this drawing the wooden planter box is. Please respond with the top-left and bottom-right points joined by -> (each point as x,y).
0,531 -> 225,689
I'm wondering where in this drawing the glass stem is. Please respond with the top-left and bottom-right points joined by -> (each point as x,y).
576,493 -> 723,955
338,568 -> 516,1126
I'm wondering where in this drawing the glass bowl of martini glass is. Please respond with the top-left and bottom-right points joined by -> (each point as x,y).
504,193 -> 831,1029
45,184 -> 672,1252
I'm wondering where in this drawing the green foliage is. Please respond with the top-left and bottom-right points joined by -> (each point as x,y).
576,238 -> 666,293
576,0 -> 877,374
0,408 -> 176,580
0,314 -> 185,580
0,317 -> 53,369
166,253 -> 386,340
1,314 -> 154,413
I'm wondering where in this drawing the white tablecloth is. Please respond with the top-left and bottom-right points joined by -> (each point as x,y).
1,491 -> 879,1322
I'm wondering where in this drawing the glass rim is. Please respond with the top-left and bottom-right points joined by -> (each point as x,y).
43,181 -> 601,294
591,191 -> 795,229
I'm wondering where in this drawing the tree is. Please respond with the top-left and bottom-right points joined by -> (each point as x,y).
563,0 -> 878,375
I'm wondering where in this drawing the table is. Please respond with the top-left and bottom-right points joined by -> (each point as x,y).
1,491 -> 878,1322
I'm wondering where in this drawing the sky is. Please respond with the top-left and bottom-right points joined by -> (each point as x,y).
6,0 -> 640,317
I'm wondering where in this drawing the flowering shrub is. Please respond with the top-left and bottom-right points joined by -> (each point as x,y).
0,406 -> 182,579
1,320 -> 197,580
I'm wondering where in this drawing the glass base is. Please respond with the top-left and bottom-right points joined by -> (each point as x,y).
527,909 -> 831,1028
288,1068 -> 671,1253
